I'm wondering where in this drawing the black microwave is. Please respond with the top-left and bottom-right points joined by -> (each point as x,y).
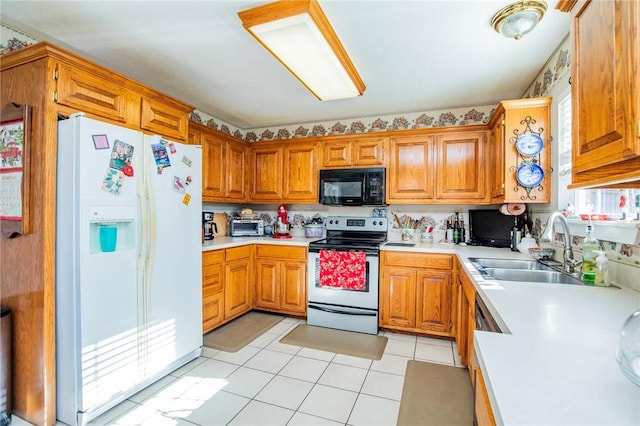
319,167 -> 386,206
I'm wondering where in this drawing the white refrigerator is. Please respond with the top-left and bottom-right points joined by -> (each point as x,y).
56,114 -> 202,425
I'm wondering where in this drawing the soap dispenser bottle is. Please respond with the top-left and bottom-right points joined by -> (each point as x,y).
581,220 -> 599,284
594,250 -> 610,286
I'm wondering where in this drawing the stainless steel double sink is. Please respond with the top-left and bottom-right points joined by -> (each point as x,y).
468,257 -> 589,286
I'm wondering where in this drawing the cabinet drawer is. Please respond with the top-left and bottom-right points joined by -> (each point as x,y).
226,245 -> 252,262
203,264 -> 223,293
256,244 -> 306,260
383,252 -> 453,269
203,250 -> 224,266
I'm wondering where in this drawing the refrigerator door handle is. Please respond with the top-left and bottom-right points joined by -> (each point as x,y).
136,193 -> 144,259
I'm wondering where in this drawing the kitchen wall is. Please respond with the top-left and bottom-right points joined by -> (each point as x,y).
204,202 -> 511,245
5,22 -> 637,291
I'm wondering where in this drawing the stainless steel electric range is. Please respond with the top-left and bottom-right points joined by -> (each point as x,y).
307,216 -> 388,335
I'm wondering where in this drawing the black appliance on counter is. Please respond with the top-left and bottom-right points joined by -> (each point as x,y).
202,212 -> 216,240
468,209 -> 513,248
319,168 -> 386,206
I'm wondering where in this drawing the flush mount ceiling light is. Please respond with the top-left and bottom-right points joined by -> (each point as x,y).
238,0 -> 365,101
492,1 -> 547,40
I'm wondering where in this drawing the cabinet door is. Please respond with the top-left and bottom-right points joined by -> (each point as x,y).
502,99 -> 552,202
387,135 -> 435,203
55,62 -> 132,123
475,368 -> 497,426
416,270 -> 453,335
225,258 -> 252,319
322,140 -> 352,167
140,97 -> 190,141
255,258 -> 280,310
280,261 -> 307,314
251,144 -> 283,201
380,267 -> 416,328
202,250 -> 224,333
201,130 -> 226,200
456,275 -> 469,365
226,140 -> 247,201
202,292 -> 224,334
571,0 -> 640,179
283,142 -> 318,202
353,138 -> 386,166
488,114 -> 505,202
435,132 -> 487,202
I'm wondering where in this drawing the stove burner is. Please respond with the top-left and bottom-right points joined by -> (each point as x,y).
309,216 -> 388,255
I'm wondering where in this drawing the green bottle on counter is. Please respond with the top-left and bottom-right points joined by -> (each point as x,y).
581,222 -> 599,284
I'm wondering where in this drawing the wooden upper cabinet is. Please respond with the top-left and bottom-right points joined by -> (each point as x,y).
53,55 -> 192,140
488,112 -> 505,202
55,62 -> 133,123
283,142 -> 318,202
322,140 -> 352,167
353,138 -> 386,166
486,98 -> 551,203
387,135 -> 435,203
226,139 -> 248,201
140,97 -> 191,141
251,143 -> 284,201
251,141 -> 318,203
191,121 -> 248,202
321,137 -> 386,168
559,0 -> 640,188
435,131 -> 487,202
191,122 -> 225,201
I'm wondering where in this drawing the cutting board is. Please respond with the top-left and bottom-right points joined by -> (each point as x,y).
212,213 -> 228,237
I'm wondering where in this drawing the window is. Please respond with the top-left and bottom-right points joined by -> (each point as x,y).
558,92 -> 640,220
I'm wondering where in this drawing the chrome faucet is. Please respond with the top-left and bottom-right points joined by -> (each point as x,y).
539,212 -> 581,274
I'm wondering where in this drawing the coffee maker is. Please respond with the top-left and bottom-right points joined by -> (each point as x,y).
202,212 -> 217,240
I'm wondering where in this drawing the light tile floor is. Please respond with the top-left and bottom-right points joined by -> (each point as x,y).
46,316 -> 464,426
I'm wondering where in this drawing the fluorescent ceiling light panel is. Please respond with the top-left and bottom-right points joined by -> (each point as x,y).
239,0 -> 366,101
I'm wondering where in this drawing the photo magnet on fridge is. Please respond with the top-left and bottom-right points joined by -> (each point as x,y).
168,143 -> 176,154
173,176 -> 186,193
109,140 -> 134,171
101,168 -> 124,195
151,143 -> 171,170
92,134 -> 110,150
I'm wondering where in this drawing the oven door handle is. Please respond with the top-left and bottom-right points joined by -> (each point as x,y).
308,304 -> 377,316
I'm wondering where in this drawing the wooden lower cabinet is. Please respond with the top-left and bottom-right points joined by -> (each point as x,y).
475,367 -> 497,426
202,246 -> 253,333
202,250 -> 225,334
225,246 -> 253,319
380,252 -> 455,337
457,265 -> 476,383
255,245 -> 307,315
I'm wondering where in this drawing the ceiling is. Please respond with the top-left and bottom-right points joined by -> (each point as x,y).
0,1 -> 570,130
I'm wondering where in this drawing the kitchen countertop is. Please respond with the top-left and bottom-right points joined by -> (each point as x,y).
203,237 -> 640,424
202,235 -> 313,251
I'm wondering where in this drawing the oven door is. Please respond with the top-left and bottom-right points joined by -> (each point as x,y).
307,250 -> 379,309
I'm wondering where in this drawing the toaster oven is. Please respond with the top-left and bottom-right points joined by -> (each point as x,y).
230,219 -> 264,236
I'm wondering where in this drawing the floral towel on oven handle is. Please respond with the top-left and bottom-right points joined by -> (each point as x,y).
319,250 -> 366,290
